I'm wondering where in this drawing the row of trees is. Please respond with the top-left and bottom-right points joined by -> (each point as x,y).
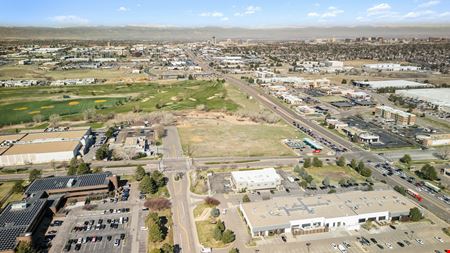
67,158 -> 91,175
349,159 -> 372,177
137,166 -> 167,195
303,157 -> 323,168
213,220 -> 236,244
147,212 -> 169,243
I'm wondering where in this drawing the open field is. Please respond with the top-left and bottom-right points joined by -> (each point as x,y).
0,64 -> 148,82
0,80 -> 239,127
196,220 -> 227,248
305,165 -> 365,184
317,95 -> 348,103
178,119 -> 305,157
0,181 -> 24,208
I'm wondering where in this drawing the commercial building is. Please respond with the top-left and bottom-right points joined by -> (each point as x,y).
25,172 -> 118,199
240,190 -> 416,237
352,80 -> 430,89
416,133 -> 450,147
0,128 -> 93,166
362,63 -> 420,72
341,126 -> 380,144
395,88 -> 450,113
375,106 -> 416,126
0,193 -> 49,253
231,168 -> 282,192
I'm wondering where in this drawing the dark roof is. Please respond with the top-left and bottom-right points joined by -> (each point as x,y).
331,101 -> 354,107
354,100 -> 376,106
25,172 -> 112,195
0,198 -> 47,251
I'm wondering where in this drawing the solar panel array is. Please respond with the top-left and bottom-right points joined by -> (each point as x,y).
0,199 -> 46,227
25,172 -> 112,194
0,226 -> 27,251
0,199 -> 47,251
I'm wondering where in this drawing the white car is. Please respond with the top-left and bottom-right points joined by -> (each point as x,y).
415,239 -> 424,245
331,243 -> 338,250
114,239 -> 120,247
385,242 -> 393,249
434,236 -> 444,243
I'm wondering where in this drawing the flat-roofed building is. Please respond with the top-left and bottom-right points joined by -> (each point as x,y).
25,172 -> 118,199
231,168 -> 282,192
240,190 -> 416,237
416,133 -> 450,147
353,80 -> 429,89
0,128 -> 93,166
0,193 -> 48,253
375,106 -> 416,126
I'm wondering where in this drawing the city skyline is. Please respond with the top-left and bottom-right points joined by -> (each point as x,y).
1,0 -> 450,27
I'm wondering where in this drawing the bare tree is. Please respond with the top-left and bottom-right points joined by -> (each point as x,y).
82,108 -> 97,121
32,114 -> 43,124
437,146 -> 450,160
152,124 -> 165,140
49,114 -> 61,128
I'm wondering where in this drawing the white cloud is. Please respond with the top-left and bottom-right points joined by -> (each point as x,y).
321,6 -> 344,18
221,17 -> 229,21
439,11 -> 450,17
200,11 -> 224,17
234,5 -> 261,16
118,6 -> 129,12
307,6 -> 344,18
402,10 -> 434,18
49,15 -> 89,25
367,3 -> 391,16
418,0 -> 440,8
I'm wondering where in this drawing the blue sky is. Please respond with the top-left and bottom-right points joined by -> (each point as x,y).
1,0 -> 449,27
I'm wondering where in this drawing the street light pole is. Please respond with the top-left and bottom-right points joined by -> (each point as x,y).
306,242 -> 311,253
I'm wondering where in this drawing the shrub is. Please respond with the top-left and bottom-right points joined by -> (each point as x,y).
205,197 -> 220,206
221,229 -> 236,243
242,194 -> 251,203
144,198 -> 172,211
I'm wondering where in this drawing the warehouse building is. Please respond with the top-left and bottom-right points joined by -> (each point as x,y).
0,128 -> 93,166
375,106 -> 416,126
352,80 -> 430,89
231,168 -> 282,192
240,190 -> 416,237
395,88 -> 450,113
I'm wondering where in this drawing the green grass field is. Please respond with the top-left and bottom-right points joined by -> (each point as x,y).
0,81 -> 238,126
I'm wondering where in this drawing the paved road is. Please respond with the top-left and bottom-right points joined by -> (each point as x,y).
162,126 -> 184,159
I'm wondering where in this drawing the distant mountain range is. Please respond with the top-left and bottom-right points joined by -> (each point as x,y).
0,26 -> 449,41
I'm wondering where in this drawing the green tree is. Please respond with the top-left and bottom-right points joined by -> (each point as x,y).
29,169 -> 42,182
293,164 -> 301,174
420,164 -> 437,180
360,167 -> 372,177
336,156 -> 346,167
229,248 -> 239,253
322,176 -> 330,187
304,158 -> 311,168
151,170 -> 166,188
77,162 -> 91,175
394,185 -> 406,195
213,220 -> 225,241
95,144 -> 111,160
67,165 -> 77,176
400,154 -> 412,164
140,175 -> 150,193
210,208 -> 220,217
299,180 -> 308,188
242,194 -> 250,203
148,218 -> 163,242
161,243 -> 174,253
409,207 -> 422,221
350,159 -> 358,169
16,242 -> 36,253
149,177 -> 159,194
135,165 -> 146,181
357,161 -> 365,173
304,174 -> 314,184
105,127 -> 116,138
221,229 -> 236,243
12,181 -> 24,193
312,157 -> 323,167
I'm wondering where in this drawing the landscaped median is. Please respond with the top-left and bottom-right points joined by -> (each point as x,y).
194,197 -> 236,248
